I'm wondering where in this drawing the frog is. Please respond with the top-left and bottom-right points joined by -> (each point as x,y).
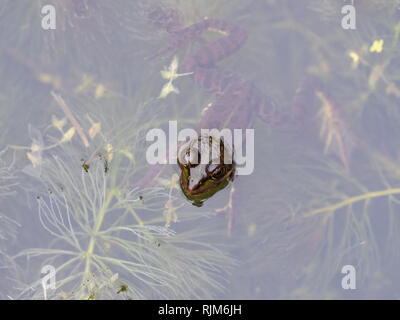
177,134 -> 236,207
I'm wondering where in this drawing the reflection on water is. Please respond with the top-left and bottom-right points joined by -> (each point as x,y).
1,0 -> 400,299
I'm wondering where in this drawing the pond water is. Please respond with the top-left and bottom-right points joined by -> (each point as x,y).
1,0 -> 400,299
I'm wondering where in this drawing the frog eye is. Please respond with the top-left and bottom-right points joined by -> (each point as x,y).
210,167 -> 226,179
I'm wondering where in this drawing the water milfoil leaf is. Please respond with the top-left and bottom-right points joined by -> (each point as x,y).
316,91 -> 354,172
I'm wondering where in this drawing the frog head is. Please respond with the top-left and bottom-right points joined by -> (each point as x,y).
177,134 -> 235,207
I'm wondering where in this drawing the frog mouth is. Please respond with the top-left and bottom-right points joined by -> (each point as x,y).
180,177 -> 211,196
180,175 -> 231,201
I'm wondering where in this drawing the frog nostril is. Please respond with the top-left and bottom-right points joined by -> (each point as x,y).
188,178 -> 196,190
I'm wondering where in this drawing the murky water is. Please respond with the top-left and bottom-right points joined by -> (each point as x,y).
1,0 -> 400,299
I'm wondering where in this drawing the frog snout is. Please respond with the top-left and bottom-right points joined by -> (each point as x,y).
188,178 -> 198,191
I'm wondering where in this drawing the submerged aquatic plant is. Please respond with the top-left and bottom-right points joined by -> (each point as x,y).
0,0 -> 155,68
3,0 -> 400,300
0,147 -> 21,299
0,148 -> 18,198
13,139 -> 234,299
0,147 -> 19,241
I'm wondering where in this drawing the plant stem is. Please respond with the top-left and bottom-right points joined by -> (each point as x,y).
304,188 -> 400,217
83,189 -> 115,278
